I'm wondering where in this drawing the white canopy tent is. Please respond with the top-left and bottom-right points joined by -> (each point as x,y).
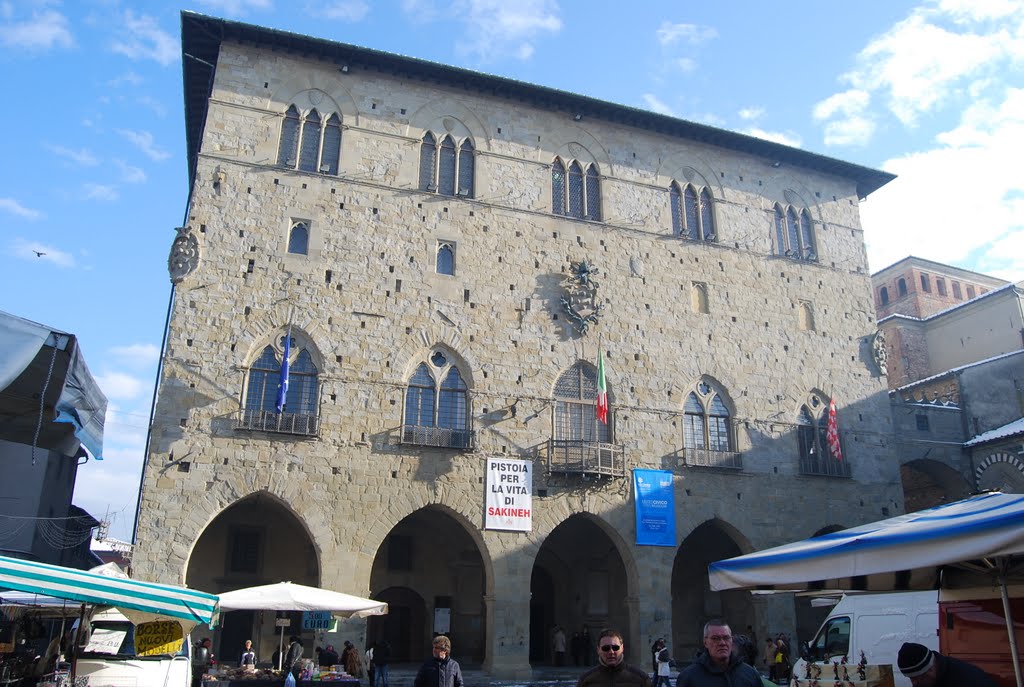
217,582 -> 387,669
708,492 -> 1024,687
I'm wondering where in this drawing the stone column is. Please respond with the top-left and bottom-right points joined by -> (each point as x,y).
483,591 -> 533,678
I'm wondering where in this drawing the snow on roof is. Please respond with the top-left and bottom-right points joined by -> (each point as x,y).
894,349 -> 1024,393
965,417 -> 1024,447
91,537 -> 133,553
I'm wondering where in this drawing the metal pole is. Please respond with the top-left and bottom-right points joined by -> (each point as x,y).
278,627 -> 285,671
998,567 -> 1023,687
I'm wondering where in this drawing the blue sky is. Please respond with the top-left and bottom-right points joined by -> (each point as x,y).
1,0 -> 1021,543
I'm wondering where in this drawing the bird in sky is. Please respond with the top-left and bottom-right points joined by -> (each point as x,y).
33,250 -> 46,257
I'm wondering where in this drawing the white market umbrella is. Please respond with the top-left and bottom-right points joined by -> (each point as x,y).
217,582 -> 387,669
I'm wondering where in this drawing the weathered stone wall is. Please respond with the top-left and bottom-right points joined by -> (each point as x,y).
135,40 -> 903,674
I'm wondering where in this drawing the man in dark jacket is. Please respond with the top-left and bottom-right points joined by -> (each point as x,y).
576,628 -> 651,687
897,642 -> 998,687
676,620 -> 760,687
413,636 -> 462,687
285,636 -> 304,676
373,641 -> 392,687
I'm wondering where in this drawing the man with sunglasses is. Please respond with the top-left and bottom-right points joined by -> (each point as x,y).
676,620 -> 760,687
576,628 -> 652,687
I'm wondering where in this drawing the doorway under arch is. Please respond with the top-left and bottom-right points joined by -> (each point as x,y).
671,520 -> 750,660
900,459 -> 970,512
368,507 -> 487,663
529,514 -> 631,666
186,492 -> 319,667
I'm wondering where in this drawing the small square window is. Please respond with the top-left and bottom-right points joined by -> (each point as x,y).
915,414 -> 930,432
288,221 -> 310,255
436,241 -> 455,275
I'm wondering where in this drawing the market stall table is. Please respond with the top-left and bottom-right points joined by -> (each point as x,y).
202,680 -> 360,687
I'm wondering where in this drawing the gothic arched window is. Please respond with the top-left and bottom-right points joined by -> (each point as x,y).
774,203 -> 817,261
670,182 -> 716,240
682,381 -> 733,453
240,336 -> 320,435
553,361 -> 611,443
552,157 -> 601,221
797,392 -> 848,477
288,221 -> 309,255
402,351 -> 472,448
419,131 -> 474,198
277,104 -> 341,175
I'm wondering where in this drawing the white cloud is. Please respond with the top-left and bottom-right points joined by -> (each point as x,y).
738,107 -> 764,121
72,422 -> 146,541
196,0 -> 274,15
116,129 -> 171,161
401,0 -> 440,21
110,10 -> 177,66
449,0 -> 562,62
852,15 -> 1006,125
0,197 -> 42,220
114,159 -> 146,184
862,87 -> 1024,281
313,0 -> 370,21
45,143 -> 100,166
817,2 -> 1024,145
108,71 -> 144,88
10,238 -> 75,267
642,94 -> 675,117
0,9 -> 73,50
136,95 -> 167,118
674,57 -> 697,73
740,127 -> 802,148
96,372 -> 147,401
656,21 -> 717,46
812,90 -> 876,146
109,343 -> 161,368
84,183 -> 119,201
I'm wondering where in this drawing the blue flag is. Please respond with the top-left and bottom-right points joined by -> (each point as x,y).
275,325 -> 291,412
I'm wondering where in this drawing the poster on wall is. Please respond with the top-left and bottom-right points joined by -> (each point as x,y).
633,469 -> 676,546
484,458 -> 532,531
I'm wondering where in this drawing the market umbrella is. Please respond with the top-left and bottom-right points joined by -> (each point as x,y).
217,582 -> 387,668
0,554 -> 219,632
707,492 -> 1024,686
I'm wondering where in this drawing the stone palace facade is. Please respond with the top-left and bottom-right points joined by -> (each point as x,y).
133,12 -> 903,676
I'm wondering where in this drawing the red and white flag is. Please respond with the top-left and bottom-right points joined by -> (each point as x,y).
826,398 -> 843,461
596,346 -> 608,424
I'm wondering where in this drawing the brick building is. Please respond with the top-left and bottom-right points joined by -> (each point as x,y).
133,12 -> 904,675
872,256 -> 1007,321
871,257 -> 1024,509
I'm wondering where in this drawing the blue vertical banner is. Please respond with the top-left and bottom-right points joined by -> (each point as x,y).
633,469 -> 676,547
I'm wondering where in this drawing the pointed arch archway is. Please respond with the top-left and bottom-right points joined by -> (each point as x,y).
186,492 -> 320,665
367,506 -> 488,663
529,513 -> 632,666
671,519 -> 751,660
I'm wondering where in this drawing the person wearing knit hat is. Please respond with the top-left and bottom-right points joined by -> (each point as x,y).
897,642 -> 997,686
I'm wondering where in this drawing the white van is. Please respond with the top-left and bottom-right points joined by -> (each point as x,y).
73,609 -> 193,687
793,591 -> 939,687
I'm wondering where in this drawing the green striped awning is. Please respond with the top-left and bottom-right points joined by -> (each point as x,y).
0,555 -> 218,626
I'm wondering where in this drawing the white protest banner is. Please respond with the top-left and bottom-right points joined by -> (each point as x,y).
485,458 -> 532,531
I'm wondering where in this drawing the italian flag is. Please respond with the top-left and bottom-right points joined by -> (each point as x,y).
596,345 -> 608,424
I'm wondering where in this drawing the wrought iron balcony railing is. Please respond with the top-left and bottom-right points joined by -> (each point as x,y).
799,454 -> 851,478
235,409 -> 319,437
681,447 -> 743,470
401,424 -> 476,450
546,438 -> 625,478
